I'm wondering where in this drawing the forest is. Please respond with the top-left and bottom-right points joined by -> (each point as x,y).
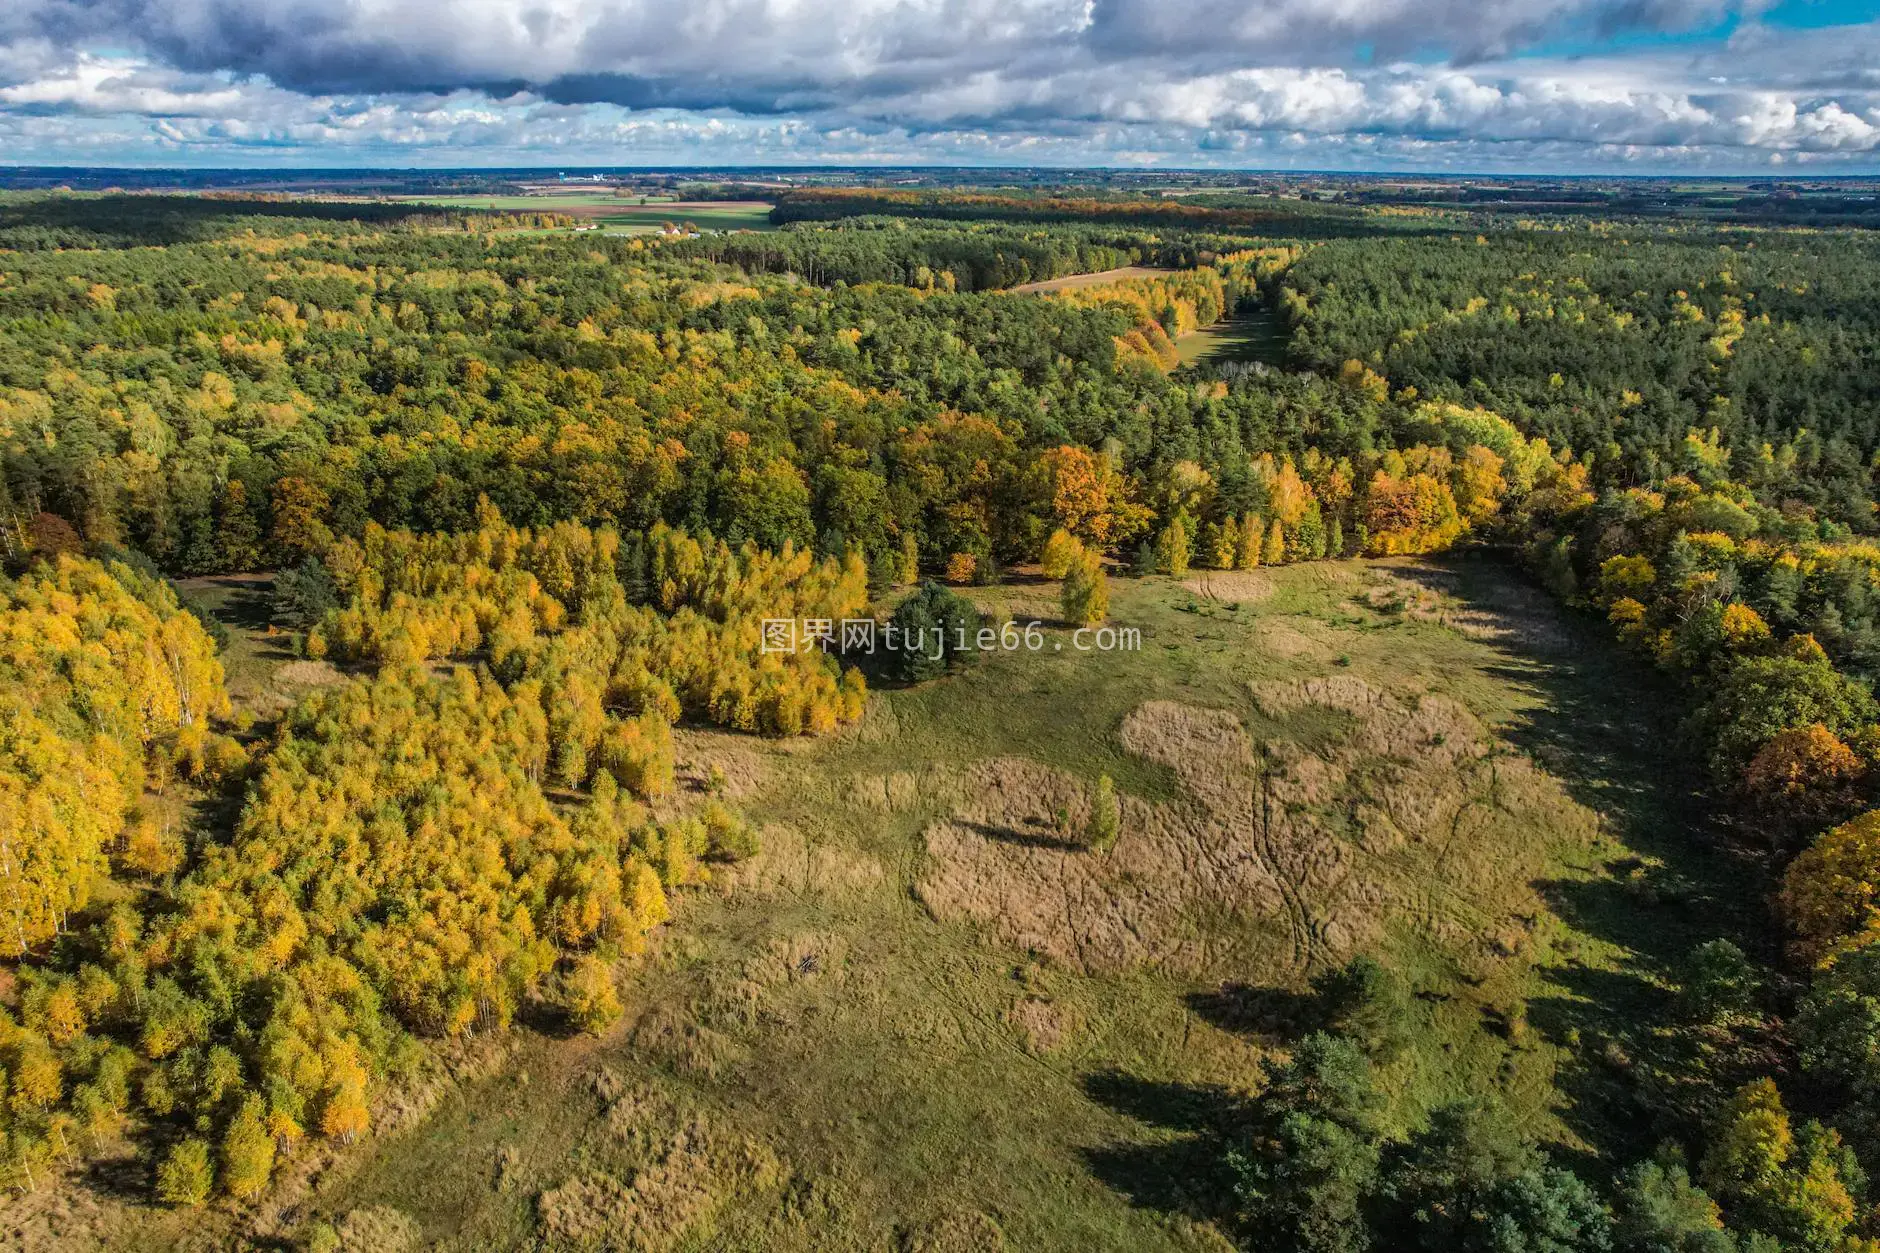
4,185 -> 1880,1251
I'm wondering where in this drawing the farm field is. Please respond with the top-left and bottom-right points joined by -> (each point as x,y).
388,193 -> 776,232
71,556 -> 1749,1251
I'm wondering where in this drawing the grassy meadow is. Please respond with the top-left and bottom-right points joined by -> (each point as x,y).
78,556 -> 1757,1252
388,193 -> 777,233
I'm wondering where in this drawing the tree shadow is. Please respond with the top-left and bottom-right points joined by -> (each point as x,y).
1391,553 -> 1779,1163
1185,983 -> 1320,1043
960,817 -> 1086,852
1078,1070 -> 1246,1224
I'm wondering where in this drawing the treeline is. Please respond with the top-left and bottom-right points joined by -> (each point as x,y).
0,225 -> 1395,584
0,192 -> 563,252
1281,228 -> 1880,526
769,187 -> 1361,232
661,217 -> 1166,292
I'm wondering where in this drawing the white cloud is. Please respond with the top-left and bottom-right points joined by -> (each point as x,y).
0,0 -> 1875,168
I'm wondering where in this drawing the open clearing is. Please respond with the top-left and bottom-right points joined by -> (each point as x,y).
1010,265 -> 1171,293
1175,308 -> 1291,368
83,556 -> 1756,1252
389,194 -> 777,232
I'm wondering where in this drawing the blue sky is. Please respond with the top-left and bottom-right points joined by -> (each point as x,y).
1,0 -> 1878,171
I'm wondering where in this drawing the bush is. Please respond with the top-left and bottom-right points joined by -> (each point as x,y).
556,956 -> 623,1035
701,800 -> 761,861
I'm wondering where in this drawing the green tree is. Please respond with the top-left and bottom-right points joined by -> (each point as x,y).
1675,940 -> 1762,1027
1695,655 -> 1878,784
219,1094 -> 276,1198
1311,956 -> 1413,1061
1612,1155 -> 1736,1253
888,581 -> 981,683
156,1137 -> 213,1207
1061,550 -> 1109,626
1379,1099 -> 1613,1252
1229,1033 -> 1384,1253
1796,942 -> 1880,1157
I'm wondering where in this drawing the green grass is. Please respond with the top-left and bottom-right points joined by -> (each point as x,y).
596,204 -> 777,234
1175,307 -> 1289,368
96,555 -> 1759,1252
384,194 -> 778,233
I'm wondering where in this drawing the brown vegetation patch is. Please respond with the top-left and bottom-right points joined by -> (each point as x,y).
1256,621 -> 1338,661
628,1002 -> 747,1080
1362,563 -> 1574,654
1009,265 -> 1169,294
1181,570 -> 1276,603
720,823 -> 885,902
704,931 -> 854,1030
536,1101 -> 781,1252
916,691 -> 1592,980
848,765 -> 958,813
1007,996 -> 1076,1055
671,728 -> 770,799
332,1204 -> 423,1251
272,659 -> 346,691
902,1209 -> 1008,1251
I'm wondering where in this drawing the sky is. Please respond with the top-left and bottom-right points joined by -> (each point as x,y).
2,0 -> 1879,172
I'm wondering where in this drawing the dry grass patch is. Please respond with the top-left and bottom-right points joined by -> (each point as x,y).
918,688 -> 1597,981
538,1085 -> 782,1251
720,822 -> 885,902
1007,996 -> 1078,1055
1181,570 -> 1276,603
